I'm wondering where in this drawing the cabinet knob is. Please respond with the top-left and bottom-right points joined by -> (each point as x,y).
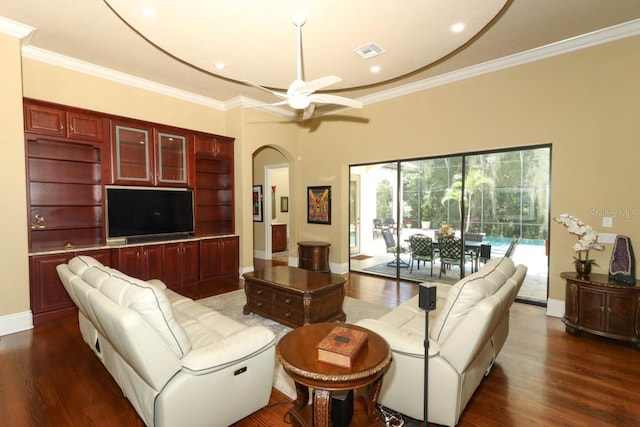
285,297 -> 291,304
257,289 -> 263,295
285,312 -> 292,318
256,301 -> 263,307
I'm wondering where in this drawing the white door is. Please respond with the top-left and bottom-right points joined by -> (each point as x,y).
350,174 -> 361,255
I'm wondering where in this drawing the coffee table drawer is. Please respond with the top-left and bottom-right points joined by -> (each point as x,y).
275,291 -> 303,306
274,303 -> 304,325
250,283 -> 276,300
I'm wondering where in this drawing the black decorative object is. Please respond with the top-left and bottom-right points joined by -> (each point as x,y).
418,282 -> 437,425
609,235 -> 636,284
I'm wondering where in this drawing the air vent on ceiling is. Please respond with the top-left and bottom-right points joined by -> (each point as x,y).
353,42 -> 385,59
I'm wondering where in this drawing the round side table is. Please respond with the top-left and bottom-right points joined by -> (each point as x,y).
297,241 -> 331,272
276,322 -> 391,427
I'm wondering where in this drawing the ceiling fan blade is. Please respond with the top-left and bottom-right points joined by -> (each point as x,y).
301,104 -> 316,121
294,75 -> 342,94
308,94 -> 363,109
241,80 -> 288,100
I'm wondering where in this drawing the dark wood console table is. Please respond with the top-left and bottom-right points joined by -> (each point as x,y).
561,272 -> 640,349
298,241 -> 331,272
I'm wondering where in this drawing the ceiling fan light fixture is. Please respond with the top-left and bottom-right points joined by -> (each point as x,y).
288,95 -> 310,110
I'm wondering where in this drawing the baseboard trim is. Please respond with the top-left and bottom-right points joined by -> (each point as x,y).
0,310 -> 33,336
546,299 -> 564,318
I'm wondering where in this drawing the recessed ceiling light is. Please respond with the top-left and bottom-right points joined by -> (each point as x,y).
215,63 -> 225,70
450,22 -> 465,33
141,7 -> 157,19
370,65 -> 381,73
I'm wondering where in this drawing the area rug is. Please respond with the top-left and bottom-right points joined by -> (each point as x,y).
197,290 -> 391,399
351,254 -> 373,260
362,262 -> 460,284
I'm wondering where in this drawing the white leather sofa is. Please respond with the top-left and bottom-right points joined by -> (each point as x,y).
357,257 -> 527,426
56,255 -> 276,427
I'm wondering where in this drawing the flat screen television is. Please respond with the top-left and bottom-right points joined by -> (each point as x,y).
106,186 -> 194,243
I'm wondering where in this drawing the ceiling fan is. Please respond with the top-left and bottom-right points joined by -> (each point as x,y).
243,13 -> 363,120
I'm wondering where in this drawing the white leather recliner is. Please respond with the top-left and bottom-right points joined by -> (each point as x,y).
357,257 -> 527,426
57,255 -> 276,427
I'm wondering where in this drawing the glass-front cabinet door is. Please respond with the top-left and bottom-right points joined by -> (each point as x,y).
113,124 -> 152,184
157,132 -> 187,184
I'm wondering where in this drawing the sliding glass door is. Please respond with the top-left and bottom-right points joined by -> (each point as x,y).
349,145 -> 550,305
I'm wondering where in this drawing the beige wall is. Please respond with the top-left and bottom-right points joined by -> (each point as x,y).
294,35 -> 640,300
0,34 -> 30,325
2,32 -> 638,326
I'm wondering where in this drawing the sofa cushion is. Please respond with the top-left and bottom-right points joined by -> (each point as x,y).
68,255 -> 105,276
430,257 -> 515,344
68,256 -> 192,358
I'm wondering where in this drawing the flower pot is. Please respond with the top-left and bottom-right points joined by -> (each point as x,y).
575,262 -> 592,275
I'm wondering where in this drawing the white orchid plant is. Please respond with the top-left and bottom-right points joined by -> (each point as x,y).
553,214 -> 604,265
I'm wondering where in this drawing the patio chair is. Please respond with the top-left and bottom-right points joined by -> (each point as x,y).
438,235 -> 471,278
382,230 -> 407,267
408,234 -> 435,275
384,217 -> 396,233
372,218 -> 383,239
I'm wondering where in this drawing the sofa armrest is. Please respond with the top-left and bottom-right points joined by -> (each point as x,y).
180,326 -> 276,373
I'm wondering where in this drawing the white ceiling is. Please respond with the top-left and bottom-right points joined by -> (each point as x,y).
1,0 -> 640,115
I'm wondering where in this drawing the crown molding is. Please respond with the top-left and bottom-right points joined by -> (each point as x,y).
21,45 -> 226,110
0,16 -> 35,45
16,18 -> 640,114
361,18 -> 640,106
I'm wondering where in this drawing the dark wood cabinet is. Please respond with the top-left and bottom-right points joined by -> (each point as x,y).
110,122 -> 192,187
30,249 -> 112,325
200,236 -> 239,297
272,224 -> 287,252
24,101 -> 106,143
24,99 -> 238,323
562,272 -> 640,349
111,121 -> 153,185
113,245 -> 164,281
194,134 -> 234,160
162,241 -> 200,299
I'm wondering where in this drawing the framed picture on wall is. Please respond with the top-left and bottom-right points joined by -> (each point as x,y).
281,196 -> 289,213
308,186 -> 331,224
252,185 -> 263,222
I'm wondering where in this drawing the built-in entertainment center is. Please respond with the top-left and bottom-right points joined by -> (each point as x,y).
24,98 -> 238,325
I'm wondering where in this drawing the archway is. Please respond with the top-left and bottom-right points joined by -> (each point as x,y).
252,146 -> 294,265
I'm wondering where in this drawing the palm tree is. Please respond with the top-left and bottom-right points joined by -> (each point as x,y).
441,166 -> 494,231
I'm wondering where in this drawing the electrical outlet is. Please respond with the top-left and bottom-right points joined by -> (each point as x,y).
598,233 -> 617,244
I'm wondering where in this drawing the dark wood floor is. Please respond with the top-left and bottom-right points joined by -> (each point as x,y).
1,259 -> 639,426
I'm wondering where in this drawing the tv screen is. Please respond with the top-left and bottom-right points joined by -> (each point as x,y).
106,187 -> 194,241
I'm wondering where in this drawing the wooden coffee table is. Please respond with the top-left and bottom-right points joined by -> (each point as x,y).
276,322 -> 392,427
242,266 -> 346,328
